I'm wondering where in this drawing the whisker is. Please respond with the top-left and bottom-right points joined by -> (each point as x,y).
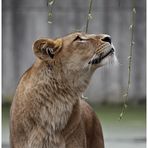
96,44 -> 110,54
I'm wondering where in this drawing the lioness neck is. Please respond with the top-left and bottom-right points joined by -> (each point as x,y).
33,59 -> 92,95
22,60 -> 87,134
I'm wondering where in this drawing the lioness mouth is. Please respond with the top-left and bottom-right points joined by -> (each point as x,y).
89,48 -> 114,64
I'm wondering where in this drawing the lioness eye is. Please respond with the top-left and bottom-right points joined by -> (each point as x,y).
73,35 -> 83,42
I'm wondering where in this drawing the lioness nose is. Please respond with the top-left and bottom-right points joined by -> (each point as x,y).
101,36 -> 111,44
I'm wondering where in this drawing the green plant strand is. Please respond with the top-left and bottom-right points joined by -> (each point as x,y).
85,0 -> 93,33
48,0 -> 55,24
119,6 -> 136,120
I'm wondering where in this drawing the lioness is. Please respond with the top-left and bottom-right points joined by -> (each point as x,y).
10,32 -> 116,148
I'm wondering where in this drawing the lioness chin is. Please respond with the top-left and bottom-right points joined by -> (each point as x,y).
10,32 -> 116,148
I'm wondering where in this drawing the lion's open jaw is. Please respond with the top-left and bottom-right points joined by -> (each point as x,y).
88,47 -> 115,65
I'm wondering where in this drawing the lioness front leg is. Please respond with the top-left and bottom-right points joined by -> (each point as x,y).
89,116 -> 104,148
80,100 -> 104,148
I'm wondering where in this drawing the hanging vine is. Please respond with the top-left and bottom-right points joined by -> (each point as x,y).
85,0 -> 94,33
119,1 -> 136,120
47,0 -> 55,24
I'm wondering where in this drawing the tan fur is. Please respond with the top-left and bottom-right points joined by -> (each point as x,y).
10,32 -> 115,148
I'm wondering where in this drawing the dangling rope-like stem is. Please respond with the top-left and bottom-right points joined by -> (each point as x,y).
47,0 -> 55,24
119,2 -> 136,120
85,0 -> 94,33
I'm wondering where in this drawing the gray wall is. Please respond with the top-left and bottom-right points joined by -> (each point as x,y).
2,0 -> 146,103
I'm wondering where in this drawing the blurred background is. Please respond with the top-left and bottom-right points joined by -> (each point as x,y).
2,0 -> 146,148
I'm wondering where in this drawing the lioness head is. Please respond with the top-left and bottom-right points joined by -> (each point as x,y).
33,32 -> 116,89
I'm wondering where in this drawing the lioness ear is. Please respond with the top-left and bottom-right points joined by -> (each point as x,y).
33,38 -> 62,60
